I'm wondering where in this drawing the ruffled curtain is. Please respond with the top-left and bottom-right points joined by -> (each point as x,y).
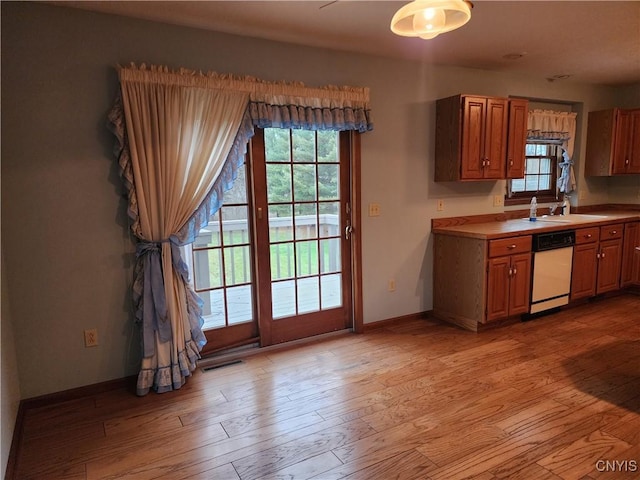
108,64 -> 372,395
527,109 -> 578,194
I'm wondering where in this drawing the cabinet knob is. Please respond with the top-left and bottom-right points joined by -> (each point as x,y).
509,159 -> 513,166
512,267 -> 517,276
508,244 -> 517,249
625,158 -> 630,165
585,234 -> 592,239
636,246 -> 640,251
610,230 -> 617,235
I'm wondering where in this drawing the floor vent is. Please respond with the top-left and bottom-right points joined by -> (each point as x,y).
202,359 -> 243,372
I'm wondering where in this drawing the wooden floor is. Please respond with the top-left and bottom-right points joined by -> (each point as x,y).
12,294 -> 640,480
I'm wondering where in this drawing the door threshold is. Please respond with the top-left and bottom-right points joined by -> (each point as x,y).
198,329 -> 353,369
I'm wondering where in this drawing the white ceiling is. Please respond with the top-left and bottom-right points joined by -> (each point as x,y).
54,1 -> 640,86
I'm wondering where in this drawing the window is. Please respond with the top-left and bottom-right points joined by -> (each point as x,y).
507,142 -> 561,204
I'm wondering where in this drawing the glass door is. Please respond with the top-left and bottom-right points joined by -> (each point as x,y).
252,128 -> 353,345
185,163 -> 259,354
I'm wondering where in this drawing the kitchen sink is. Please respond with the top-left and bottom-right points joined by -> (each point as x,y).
526,214 -> 610,224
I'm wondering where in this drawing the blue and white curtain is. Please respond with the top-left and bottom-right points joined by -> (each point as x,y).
109,64 -> 372,395
527,109 -> 578,195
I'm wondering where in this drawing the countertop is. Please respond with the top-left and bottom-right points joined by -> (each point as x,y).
432,211 -> 640,240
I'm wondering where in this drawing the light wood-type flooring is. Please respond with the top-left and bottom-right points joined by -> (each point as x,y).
12,294 -> 640,480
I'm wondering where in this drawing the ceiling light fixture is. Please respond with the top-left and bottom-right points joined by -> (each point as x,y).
390,0 -> 473,40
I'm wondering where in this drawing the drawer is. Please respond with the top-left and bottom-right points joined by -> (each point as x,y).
489,236 -> 531,257
575,227 -> 600,244
600,224 -> 623,240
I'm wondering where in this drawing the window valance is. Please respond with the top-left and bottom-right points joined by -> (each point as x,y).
527,109 -> 578,194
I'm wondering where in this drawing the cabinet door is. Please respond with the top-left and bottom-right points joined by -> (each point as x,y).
628,110 -> 640,173
612,110 -> 632,174
596,239 -> 623,294
508,253 -> 531,316
612,109 -> 640,174
506,99 -> 528,179
461,96 -> 487,180
571,243 -> 598,300
483,98 -> 508,179
621,222 -> 639,287
486,256 -> 510,322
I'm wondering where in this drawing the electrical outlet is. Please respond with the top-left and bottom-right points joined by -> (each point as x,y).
437,199 -> 444,211
388,279 -> 396,292
368,203 -> 381,217
493,195 -> 504,207
84,329 -> 98,347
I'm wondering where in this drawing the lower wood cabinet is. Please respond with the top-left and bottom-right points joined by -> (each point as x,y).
621,221 -> 640,287
433,233 -> 531,331
571,224 -> 623,300
486,252 -> 531,322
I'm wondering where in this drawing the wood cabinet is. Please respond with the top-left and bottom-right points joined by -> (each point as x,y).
597,224 -> 623,293
506,99 -> 529,179
571,227 -> 599,300
585,108 -> 640,176
571,224 -> 623,299
433,233 -> 531,330
621,221 -> 640,287
435,95 -> 528,181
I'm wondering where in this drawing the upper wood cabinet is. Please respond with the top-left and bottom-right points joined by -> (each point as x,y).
585,108 -> 640,176
435,94 -> 528,181
506,99 -> 529,179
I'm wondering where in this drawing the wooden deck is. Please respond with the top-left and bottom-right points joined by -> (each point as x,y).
10,294 -> 640,480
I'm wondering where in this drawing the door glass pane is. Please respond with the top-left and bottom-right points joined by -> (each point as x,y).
201,289 -> 225,329
265,129 -> 291,162
296,240 -> 319,277
319,202 -> 340,238
318,131 -> 339,162
292,130 -> 316,162
321,274 -> 342,309
320,238 -> 341,274
267,164 -> 292,203
193,249 -> 222,290
195,212 -> 221,248
224,246 -> 251,285
222,206 -> 249,245
271,242 -> 295,280
297,276 -> 320,314
272,280 -> 296,319
295,203 -> 317,240
318,164 -> 339,200
269,205 -> 293,242
227,285 -> 253,325
293,164 -> 317,202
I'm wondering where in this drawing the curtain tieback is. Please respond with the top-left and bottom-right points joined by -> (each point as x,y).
136,240 -> 172,356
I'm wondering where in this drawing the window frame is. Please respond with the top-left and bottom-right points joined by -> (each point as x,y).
505,140 -> 562,206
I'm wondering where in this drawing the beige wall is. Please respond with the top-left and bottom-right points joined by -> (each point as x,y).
1,2 -> 637,401
1,248 -> 22,478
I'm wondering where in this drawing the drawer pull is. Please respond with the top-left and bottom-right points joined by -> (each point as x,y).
584,234 -> 592,239
610,230 -> 617,235
636,247 -> 640,251
507,244 -> 517,250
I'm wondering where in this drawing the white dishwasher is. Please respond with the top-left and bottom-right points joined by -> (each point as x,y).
530,230 -> 575,314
